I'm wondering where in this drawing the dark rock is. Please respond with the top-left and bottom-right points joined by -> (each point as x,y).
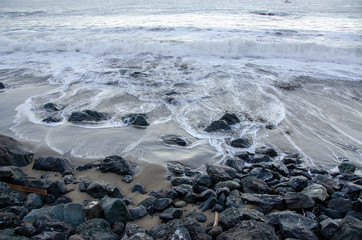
312,174 -> 339,194
0,206 -> 28,219
331,216 -> 362,240
206,164 -> 238,183
43,103 -> 62,112
0,135 -> 33,167
42,116 -> 62,123
149,198 -> 172,213
328,197 -> 353,214
132,183 -> 147,194
33,156 -> 74,175
275,186 -> 295,195
170,226 -> 191,240
220,113 -> 240,125
174,184 -> 193,197
225,159 -> 245,172
122,175 -> 133,183
342,182 -> 362,194
122,223 -> 146,238
63,203 -> 85,226
219,207 -> 265,230
24,193 -> 44,210
129,205 -> 147,220
186,211 -> 207,222
230,137 -> 252,148
197,174 -> 213,187
271,162 -> 289,176
167,162 -> 185,176
53,195 -> 72,205
311,168 -> 329,175
212,204 -> 225,213
199,189 -> 217,202
250,168 -> 276,182
288,175 -> 308,191
320,218 -> 339,238
68,110 -> 109,123
171,217 -> 211,240
15,223 -> 37,238
32,231 -> 68,240
183,193 -> 199,204
301,183 -> 329,201
215,180 -> 240,190
284,192 -> 315,209
204,120 -> 231,132
159,208 -> 183,222
0,166 -> 27,182
149,224 -> 168,239
216,220 -> 278,240
347,210 -> 362,220
0,212 -> 21,229
0,82 -> 5,89
99,155 -> 135,176
76,218 -> 118,240
207,226 -> 223,238
85,203 -> 104,220
62,174 -> 74,184
225,195 -> 243,208
47,180 -> 67,198
282,154 -> 303,165
0,181 -> 25,208
138,196 -> 156,209
240,176 -> 272,194
76,164 -> 93,171
193,184 -> 209,194
338,162 -> 357,174
112,221 -> 125,235
86,181 -> 120,198
255,147 -> 278,158
162,135 -> 188,146
122,113 -> 149,126
100,196 -> 131,224
171,177 -> 196,186
199,197 -> 218,212
245,155 -> 273,164
325,208 -> 343,219
241,193 -> 284,213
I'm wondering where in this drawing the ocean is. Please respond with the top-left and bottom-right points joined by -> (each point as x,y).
0,0 -> 361,169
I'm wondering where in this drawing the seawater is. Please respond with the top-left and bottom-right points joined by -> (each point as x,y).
0,0 -> 361,169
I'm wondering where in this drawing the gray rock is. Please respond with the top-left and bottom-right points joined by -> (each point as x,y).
331,216 -> 362,240
219,207 -> 265,230
199,189 -> 217,202
225,159 -> 245,172
312,174 -> 339,194
122,113 -> 149,127
207,226 -> 223,239
320,218 -> 339,238
0,135 -> 33,167
301,183 -> 329,201
197,174 -> 212,187
199,197 -> 218,212
167,162 -> 185,176
100,196 -> 131,224
255,147 -> 278,158
0,181 -> 25,208
0,206 -> 28,219
204,120 -> 231,132
0,228 -> 30,240
170,217 -> 212,240
86,181 -> 119,198
173,200 -> 187,208
85,203 -> 104,220
138,196 -> 156,208
62,174 -> 74,184
171,177 -> 196,186
159,208 -> 183,222
171,226 -> 191,240
186,211 -> 207,222
338,162 -> 357,174
132,183 -> 147,194
76,218 -> 118,240
241,193 -> 284,213
284,192 -> 315,209
240,176 -> 272,194
63,203 -> 85,226
0,212 -> 21,229
328,197 -> 354,214
206,164 -> 238,183
99,155 -> 135,176
288,176 -> 308,191
129,205 -> 148,220
341,182 -> 362,194
33,156 -> 74,175
149,198 -> 172,213
230,137 -> 252,148
216,220 -> 278,240
122,175 -> 133,183
215,180 -> 240,190
0,166 -> 27,182
24,193 -> 44,210
68,110 -> 109,123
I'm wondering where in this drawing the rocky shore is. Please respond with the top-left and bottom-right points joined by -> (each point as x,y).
0,132 -> 361,240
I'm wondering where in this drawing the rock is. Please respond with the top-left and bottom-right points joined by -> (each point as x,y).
288,176 -> 308,191
174,184 -> 193,197
341,182 -> 362,194
0,212 -> 21,229
100,196 -> 131,224
331,216 -> 362,240
63,203 -> 85,226
230,137 -> 252,148
0,135 -> 33,167
284,192 -> 315,209
282,154 -> 303,165
255,147 -> 278,158
112,221 -> 125,235
132,183 -> 147,194
24,193 -> 44,210
99,155 -> 135,176
216,219 -> 278,240
172,217 -> 212,240
122,175 -> 133,183
171,226 -> 191,240
199,197 -> 218,212
0,166 -> 27,183
206,164 -> 238,183
0,206 -> 28,219
0,82 -> 5,89
76,164 -> 93,171
122,113 -> 149,126
215,180 -> 240,190
62,174 -> 74,184
240,176 -> 272,194
0,181 -> 25,208
320,218 -> 339,238
220,113 -> 240,125
272,162 -> 289,176
245,155 -> 273,164
207,226 -> 223,239
138,196 -> 156,209
171,177 -> 196,186
47,180 -> 67,198
14,223 -> 37,238
0,228 -> 31,240
338,162 -> 357,174
32,231 -> 68,240
68,110 -> 109,123
129,205 -> 148,220
53,195 -> 72,205
225,159 -> 245,172
212,204 -> 225,213
199,189 -> 217,202
186,211 -> 207,222
162,135 -> 188,147
149,198 -> 172,214
204,120 -> 231,132
76,218 -> 118,240
241,193 -> 284,213
43,103 -> 62,112
197,174 -> 213,187
33,156 -> 74,175
312,174 -> 339,194
325,208 -> 343,219
159,208 -> 183,222
86,181 -> 120,198
301,183 -> 329,201
219,207 -> 265,230
167,162 -> 185,176
173,200 -> 187,208
85,203 -> 104,220
42,116 -> 62,123
328,197 -> 353,214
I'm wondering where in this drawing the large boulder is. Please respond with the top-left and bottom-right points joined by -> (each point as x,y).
328,197 -> 354,214
331,215 -> 362,240
99,155 -> 135,176
0,135 -> 33,167
216,220 -> 278,240
75,218 -> 118,240
240,176 -> 272,194
0,166 -> 27,183
284,192 -> 315,209
301,183 -> 329,201
68,110 -> 109,123
219,207 -> 265,230
206,164 -> 238,183
220,113 -> 240,125
33,157 -> 74,175
63,203 -> 85,226
100,196 -> 131,224
24,193 -> 44,210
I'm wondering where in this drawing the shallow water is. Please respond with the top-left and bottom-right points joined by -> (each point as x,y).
0,0 -> 361,169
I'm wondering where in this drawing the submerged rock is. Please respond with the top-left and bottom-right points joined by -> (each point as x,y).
0,82 -> 5,89
230,137 -> 253,148
41,116 -> 62,123
162,135 -> 188,146
43,103 -> 62,112
0,135 -> 33,167
68,110 -> 109,123
338,162 -> 357,174
122,113 -> 149,127
219,113 -> 240,125
204,120 -> 231,132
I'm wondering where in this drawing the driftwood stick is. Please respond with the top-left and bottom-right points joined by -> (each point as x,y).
9,184 -> 47,195
213,211 -> 219,227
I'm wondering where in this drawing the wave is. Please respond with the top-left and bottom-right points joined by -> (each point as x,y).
0,10 -> 47,17
0,35 -> 360,64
